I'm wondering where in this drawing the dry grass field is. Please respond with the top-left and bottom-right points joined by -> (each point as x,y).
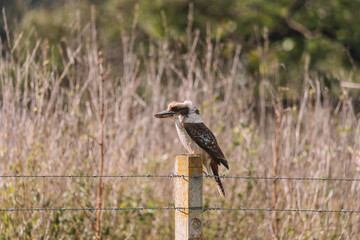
1,9 -> 360,239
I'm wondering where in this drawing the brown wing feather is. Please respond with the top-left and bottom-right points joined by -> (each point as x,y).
183,122 -> 229,169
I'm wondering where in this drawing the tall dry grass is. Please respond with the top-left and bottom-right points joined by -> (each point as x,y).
1,7 -> 360,239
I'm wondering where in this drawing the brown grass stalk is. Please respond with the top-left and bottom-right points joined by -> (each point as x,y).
272,96 -> 282,239
95,51 -> 105,239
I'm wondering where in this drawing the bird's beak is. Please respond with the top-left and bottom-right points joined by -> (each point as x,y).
154,110 -> 174,118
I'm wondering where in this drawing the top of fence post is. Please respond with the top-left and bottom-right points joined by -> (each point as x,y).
175,154 -> 203,240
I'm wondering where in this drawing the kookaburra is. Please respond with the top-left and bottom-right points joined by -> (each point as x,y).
154,100 -> 229,198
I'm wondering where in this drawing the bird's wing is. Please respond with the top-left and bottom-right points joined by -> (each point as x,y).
183,122 -> 229,169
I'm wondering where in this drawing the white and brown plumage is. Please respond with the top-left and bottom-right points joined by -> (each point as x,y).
154,100 -> 229,198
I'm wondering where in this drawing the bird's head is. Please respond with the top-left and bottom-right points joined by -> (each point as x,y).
154,100 -> 201,123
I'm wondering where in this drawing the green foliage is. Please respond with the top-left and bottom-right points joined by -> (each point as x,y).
2,0 -> 359,98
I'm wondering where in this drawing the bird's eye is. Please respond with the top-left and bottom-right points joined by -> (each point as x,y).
171,107 -> 179,112
180,108 -> 189,116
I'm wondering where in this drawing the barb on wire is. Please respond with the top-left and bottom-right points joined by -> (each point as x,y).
1,206 -> 360,214
0,174 -> 360,182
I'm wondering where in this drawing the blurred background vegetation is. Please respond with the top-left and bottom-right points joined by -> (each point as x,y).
2,0 -> 360,101
1,0 -> 360,239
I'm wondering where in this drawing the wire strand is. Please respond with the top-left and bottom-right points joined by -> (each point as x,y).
1,206 -> 359,213
0,174 -> 359,182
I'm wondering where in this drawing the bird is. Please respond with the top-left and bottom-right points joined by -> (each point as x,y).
154,100 -> 229,198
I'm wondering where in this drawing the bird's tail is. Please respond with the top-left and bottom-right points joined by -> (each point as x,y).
210,164 -> 226,198
215,175 -> 226,198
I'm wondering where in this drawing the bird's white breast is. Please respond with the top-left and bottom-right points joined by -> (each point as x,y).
174,119 -> 200,153
174,119 -> 211,173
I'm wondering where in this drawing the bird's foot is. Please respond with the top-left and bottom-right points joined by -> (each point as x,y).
203,171 -> 210,178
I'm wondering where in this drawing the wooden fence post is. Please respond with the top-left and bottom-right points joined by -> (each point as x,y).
175,155 -> 203,240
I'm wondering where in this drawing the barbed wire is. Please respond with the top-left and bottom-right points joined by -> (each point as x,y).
2,175 -> 360,214
0,174 -> 360,182
1,206 -> 360,213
